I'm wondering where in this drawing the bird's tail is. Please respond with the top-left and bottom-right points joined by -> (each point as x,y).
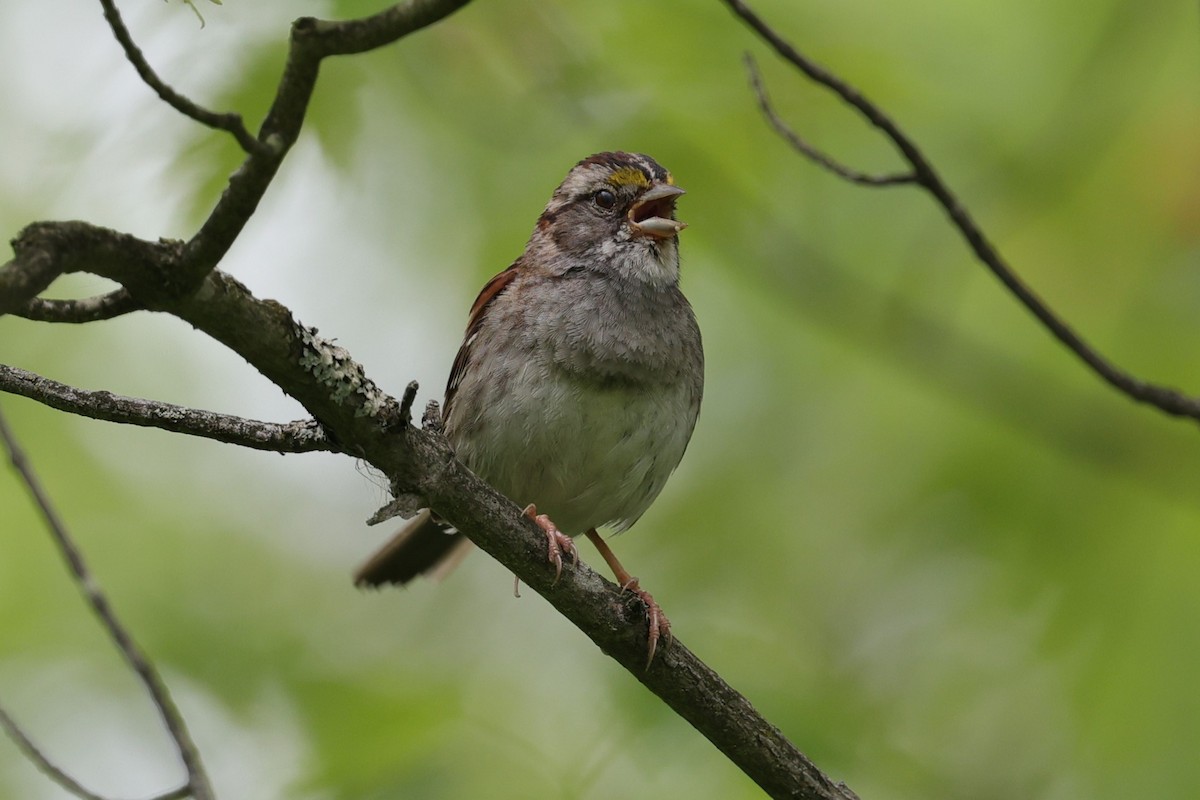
353,508 -> 474,587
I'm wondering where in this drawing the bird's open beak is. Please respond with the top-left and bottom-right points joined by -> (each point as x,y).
629,184 -> 686,239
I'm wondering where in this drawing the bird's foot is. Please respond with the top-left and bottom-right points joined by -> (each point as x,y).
619,576 -> 672,667
522,504 -> 577,585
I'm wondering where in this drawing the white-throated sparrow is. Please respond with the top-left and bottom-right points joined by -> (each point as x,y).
355,152 -> 703,662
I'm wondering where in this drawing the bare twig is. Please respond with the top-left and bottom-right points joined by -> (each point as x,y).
0,364 -> 338,453
98,0 -> 261,154
0,408 -> 214,800
744,54 -> 914,186
178,0 -> 474,287
14,289 -> 141,323
724,0 -> 1200,423
0,706 -> 108,800
0,706 -> 193,800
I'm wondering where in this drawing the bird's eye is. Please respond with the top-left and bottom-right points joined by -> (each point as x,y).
593,189 -> 616,210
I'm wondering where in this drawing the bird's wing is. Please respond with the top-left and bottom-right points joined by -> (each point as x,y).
443,261 -> 521,419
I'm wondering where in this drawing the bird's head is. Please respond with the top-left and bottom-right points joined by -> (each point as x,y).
533,151 -> 686,286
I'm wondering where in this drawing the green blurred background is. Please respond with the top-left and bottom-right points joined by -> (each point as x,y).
2,1 -> 1199,798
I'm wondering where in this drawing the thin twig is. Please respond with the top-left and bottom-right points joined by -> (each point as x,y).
0,706 -> 109,800
97,0 -> 261,154
15,289 -> 141,323
179,0 -> 474,285
0,407 -> 215,800
0,706 -> 193,800
724,0 -> 1200,423
0,364 -> 338,454
744,54 -> 914,186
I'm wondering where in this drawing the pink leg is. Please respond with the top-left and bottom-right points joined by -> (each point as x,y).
585,529 -> 671,667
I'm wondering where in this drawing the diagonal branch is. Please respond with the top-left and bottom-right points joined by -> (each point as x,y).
723,0 -> 1200,424
98,0 -> 261,154
0,408 -> 214,800
0,364 -> 338,453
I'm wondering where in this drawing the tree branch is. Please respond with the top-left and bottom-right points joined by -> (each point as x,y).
0,235 -> 59,316
723,0 -> 1200,424
0,706 -> 192,800
0,364 -> 337,453
0,408 -> 214,800
177,0 -> 474,292
0,221 -> 185,316
13,288 -> 141,323
744,54 -> 914,186
0,1 -> 475,314
98,0 -> 261,154
0,707 -> 107,800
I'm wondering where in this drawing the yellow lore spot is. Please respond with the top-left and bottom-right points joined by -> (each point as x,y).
607,167 -> 651,189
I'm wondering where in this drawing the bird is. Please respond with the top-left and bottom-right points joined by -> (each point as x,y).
354,152 -> 704,663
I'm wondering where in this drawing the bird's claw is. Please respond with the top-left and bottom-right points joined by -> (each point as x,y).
522,504 -> 577,585
620,577 -> 671,667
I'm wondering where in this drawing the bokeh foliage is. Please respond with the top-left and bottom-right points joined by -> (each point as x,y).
2,1 -> 1199,798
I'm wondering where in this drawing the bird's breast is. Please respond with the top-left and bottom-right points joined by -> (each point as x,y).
446,355 -> 697,535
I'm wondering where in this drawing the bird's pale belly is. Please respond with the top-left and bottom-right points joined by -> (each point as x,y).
449,369 -> 692,536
